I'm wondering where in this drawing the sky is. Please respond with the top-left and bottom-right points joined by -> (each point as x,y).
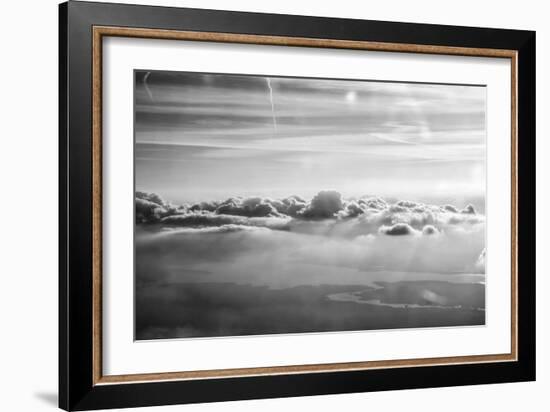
135,70 -> 486,206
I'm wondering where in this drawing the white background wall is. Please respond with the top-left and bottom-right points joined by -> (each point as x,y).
0,0 -> 546,411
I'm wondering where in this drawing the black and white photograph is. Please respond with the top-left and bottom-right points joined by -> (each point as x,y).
134,70 -> 487,340
2,0 -> 541,409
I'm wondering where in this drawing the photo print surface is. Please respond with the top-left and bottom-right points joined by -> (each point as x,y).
134,70 -> 486,340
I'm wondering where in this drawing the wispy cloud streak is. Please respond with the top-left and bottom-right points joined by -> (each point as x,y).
134,71 -> 486,201
266,77 -> 277,133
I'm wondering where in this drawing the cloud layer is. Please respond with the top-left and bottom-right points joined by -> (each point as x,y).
136,190 -> 484,239
135,190 -> 486,279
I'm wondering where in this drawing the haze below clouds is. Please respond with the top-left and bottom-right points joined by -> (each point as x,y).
135,191 -> 487,338
135,71 -> 486,206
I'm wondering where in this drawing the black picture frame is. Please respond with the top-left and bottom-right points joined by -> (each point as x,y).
59,1 -> 536,410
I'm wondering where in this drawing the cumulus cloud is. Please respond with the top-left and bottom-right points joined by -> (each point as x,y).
358,197 -> 387,210
136,198 -> 165,223
338,201 -> 366,218
379,223 -> 419,236
215,197 -> 282,218
461,204 -> 476,214
275,195 -> 308,217
136,191 -> 165,206
135,190 -> 485,240
422,225 -> 440,235
396,200 -> 420,209
136,191 -> 184,223
442,204 -> 459,213
189,201 -> 219,212
299,190 -> 344,219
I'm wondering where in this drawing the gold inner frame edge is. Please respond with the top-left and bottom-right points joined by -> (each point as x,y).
91,25 -> 518,386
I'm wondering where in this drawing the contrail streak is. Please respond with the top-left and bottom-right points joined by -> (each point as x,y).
143,72 -> 154,102
266,78 -> 277,132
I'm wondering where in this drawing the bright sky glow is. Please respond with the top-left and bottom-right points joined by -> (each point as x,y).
135,71 -> 486,207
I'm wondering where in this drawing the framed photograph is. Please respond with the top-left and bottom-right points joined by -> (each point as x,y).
59,1 -> 536,410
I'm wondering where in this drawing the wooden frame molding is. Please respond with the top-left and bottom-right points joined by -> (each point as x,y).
91,25 -> 518,386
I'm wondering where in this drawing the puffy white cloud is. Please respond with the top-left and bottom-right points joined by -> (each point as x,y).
358,197 -> 387,210
379,223 -> 419,236
136,190 -> 485,239
422,225 -> 439,235
338,201 -> 366,218
189,201 -> 219,212
136,191 -> 165,206
136,198 -> 165,223
187,196 -> 308,219
461,204 -> 476,214
275,195 -> 308,217
215,197 -> 282,218
395,200 -> 420,209
299,190 -> 344,219
442,204 -> 459,213
136,191 -> 185,223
